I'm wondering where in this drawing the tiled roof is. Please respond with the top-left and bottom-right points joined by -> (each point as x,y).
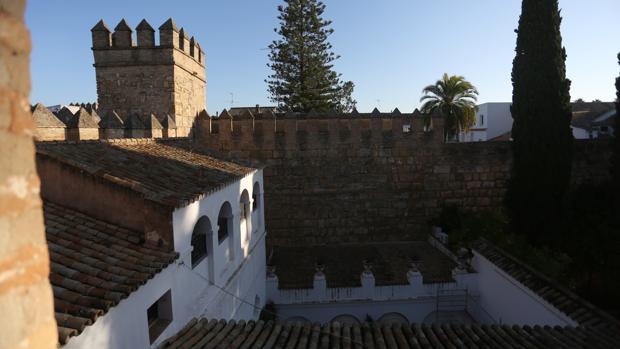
159,318 -> 620,349
36,139 -> 257,207
472,240 -> 620,335
269,242 -> 456,289
571,101 -> 615,130
44,201 -> 179,345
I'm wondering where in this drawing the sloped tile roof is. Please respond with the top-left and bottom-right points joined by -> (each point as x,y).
36,139 -> 257,207
159,318 -> 620,349
473,240 -> 620,335
269,242 -> 456,289
44,201 -> 179,345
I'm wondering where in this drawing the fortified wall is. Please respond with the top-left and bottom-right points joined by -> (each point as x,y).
91,18 -> 206,136
194,110 -> 611,247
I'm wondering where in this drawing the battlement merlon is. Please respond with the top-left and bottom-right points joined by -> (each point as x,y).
91,18 -> 205,73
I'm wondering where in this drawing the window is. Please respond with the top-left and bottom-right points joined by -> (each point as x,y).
218,217 -> 229,243
240,190 -> 251,242
480,114 -> 484,126
252,182 -> 261,212
147,290 -> 173,344
218,202 -> 233,244
191,217 -> 211,268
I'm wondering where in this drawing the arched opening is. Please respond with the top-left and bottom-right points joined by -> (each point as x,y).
240,189 -> 251,243
378,312 -> 409,326
252,181 -> 262,231
218,202 -> 234,261
191,216 -> 211,268
330,314 -> 361,326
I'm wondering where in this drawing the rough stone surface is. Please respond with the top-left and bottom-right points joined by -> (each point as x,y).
196,116 -> 611,248
0,1 -> 58,347
92,20 -> 206,137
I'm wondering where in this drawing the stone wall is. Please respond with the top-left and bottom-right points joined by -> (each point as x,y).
93,19 -> 206,137
195,115 -> 611,247
0,1 -> 58,348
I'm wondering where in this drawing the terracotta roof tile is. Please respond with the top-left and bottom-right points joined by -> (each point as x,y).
44,201 -> 178,345
160,318 -> 620,349
36,139 -> 257,207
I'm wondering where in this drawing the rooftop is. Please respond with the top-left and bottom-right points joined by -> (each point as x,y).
36,139 -> 257,207
44,201 -> 179,345
269,241 -> 456,289
473,239 -> 620,334
158,317 -> 620,349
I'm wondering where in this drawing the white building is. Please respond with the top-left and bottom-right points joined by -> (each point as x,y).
37,139 -> 266,348
571,102 -> 616,139
459,103 -> 512,142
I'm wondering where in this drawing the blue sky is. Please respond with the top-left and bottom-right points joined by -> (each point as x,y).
26,0 -> 619,114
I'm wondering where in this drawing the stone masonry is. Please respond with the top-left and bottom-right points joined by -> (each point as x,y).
0,1 -> 58,348
92,18 -> 206,137
195,113 -> 611,247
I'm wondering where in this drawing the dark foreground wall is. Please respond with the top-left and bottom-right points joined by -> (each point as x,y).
195,114 -> 611,247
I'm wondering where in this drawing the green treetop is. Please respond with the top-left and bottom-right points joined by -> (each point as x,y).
506,0 -> 573,243
266,0 -> 356,113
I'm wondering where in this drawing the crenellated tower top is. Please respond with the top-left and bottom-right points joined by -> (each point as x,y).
91,18 -> 206,136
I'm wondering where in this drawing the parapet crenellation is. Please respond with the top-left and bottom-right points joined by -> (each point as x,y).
91,18 -> 206,137
91,18 -> 204,66
196,108 -> 446,154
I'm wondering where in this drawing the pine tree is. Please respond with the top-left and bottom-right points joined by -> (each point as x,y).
506,0 -> 573,243
267,0 -> 355,113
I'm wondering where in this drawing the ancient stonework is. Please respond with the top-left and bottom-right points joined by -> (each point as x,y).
195,114 -> 611,247
92,18 -> 206,137
0,1 -> 58,347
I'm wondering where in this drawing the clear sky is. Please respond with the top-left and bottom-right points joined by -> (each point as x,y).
26,0 -> 620,114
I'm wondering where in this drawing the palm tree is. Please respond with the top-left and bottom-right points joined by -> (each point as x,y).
420,74 -> 479,142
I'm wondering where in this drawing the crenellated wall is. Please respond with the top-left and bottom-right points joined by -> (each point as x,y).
91,18 -> 206,137
194,112 -> 612,247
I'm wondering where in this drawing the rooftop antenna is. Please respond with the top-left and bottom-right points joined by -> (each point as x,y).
229,92 -> 235,109
376,99 -> 381,111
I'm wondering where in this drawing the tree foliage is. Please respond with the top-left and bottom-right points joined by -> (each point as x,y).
419,74 -> 479,142
612,53 -> 620,212
266,0 -> 356,113
506,0 -> 573,243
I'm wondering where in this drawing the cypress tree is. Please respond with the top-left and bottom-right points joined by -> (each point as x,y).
612,53 -> 620,212
506,0 -> 573,243
267,0 -> 356,112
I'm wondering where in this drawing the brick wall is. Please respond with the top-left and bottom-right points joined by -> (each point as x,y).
196,115 -> 611,247
0,1 -> 58,347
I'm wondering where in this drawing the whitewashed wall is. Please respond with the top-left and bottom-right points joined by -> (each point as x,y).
471,250 -> 577,326
63,170 -> 267,349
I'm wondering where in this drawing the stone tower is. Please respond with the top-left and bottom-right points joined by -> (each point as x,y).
91,18 -> 206,136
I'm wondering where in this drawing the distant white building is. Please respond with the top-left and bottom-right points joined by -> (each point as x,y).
571,101 -> 616,139
459,103 -> 512,142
